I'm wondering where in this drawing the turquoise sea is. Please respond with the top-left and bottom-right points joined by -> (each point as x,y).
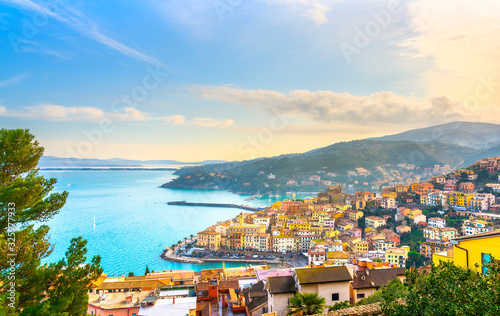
39,170 -> 289,276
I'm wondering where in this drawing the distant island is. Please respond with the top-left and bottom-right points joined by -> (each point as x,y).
41,167 -> 179,171
37,156 -> 228,169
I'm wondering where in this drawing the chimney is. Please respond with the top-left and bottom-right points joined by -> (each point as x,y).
125,293 -> 133,303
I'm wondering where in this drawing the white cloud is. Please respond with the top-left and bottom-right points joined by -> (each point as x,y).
0,104 -> 234,127
0,74 -> 27,87
4,0 -> 165,67
26,104 -> 105,121
190,117 -> 234,128
0,104 -> 185,124
115,107 -> 186,125
189,85 -> 500,124
148,0 -> 335,36
266,0 -> 332,24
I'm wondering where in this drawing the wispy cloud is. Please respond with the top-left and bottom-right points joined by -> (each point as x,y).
188,85 -> 500,124
266,0 -> 333,25
0,74 -> 28,87
0,104 -> 185,124
190,117 -> 234,128
3,0 -> 166,67
0,104 -> 236,128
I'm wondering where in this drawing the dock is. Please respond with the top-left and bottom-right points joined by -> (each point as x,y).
167,201 -> 261,212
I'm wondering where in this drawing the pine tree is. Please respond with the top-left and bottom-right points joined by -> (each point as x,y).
145,265 -> 150,276
0,129 -> 102,315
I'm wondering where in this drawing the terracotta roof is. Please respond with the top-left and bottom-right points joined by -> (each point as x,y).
147,270 -> 194,280
295,266 -> 352,284
97,279 -> 160,290
219,280 -> 239,291
196,282 -> 209,292
351,268 -> 405,289
267,276 -> 296,294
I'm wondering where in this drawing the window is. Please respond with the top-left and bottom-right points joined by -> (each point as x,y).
132,314 -> 137,316
357,293 -> 365,299
263,307 -> 268,313
332,293 -> 339,301
482,253 -> 491,275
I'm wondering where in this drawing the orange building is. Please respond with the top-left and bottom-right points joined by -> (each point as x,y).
415,183 -> 434,196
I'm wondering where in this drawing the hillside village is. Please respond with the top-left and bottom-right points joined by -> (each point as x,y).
164,160 -> 455,195
89,157 -> 500,316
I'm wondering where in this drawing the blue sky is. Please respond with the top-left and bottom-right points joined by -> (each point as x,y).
1,0 -> 499,161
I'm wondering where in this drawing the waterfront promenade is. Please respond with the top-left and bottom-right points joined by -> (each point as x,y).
161,237 -> 203,264
161,237 -> 304,267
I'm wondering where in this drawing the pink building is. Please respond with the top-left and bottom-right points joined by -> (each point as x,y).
470,193 -> 496,211
348,228 -> 362,239
323,219 -> 335,228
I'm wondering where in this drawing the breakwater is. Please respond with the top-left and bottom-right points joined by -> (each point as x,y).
161,237 -> 203,264
167,201 -> 261,212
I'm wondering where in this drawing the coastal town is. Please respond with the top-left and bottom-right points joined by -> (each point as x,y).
87,157 -> 500,315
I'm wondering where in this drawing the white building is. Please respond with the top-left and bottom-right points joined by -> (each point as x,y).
253,217 -> 270,229
428,217 -> 446,228
294,266 -> 353,307
462,219 -> 492,236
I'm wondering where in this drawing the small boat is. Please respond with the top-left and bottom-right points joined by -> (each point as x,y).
93,216 -> 96,229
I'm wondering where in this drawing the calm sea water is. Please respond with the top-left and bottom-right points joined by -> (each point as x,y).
39,170 -> 287,276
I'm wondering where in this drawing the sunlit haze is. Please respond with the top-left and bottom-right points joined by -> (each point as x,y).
2,0 -> 499,161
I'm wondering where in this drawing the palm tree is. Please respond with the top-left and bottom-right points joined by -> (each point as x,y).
287,292 -> 326,316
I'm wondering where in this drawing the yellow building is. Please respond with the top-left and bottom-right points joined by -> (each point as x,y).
395,184 -> 410,193
410,183 -> 419,193
351,239 -> 369,255
365,216 -> 386,229
197,231 -> 222,250
287,222 -> 311,230
448,192 -> 475,207
420,195 -> 428,205
345,209 -> 364,221
325,229 -> 340,239
304,197 -> 317,204
433,230 -> 500,273
272,233 -> 297,253
227,215 -> 266,235
454,169 -> 474,176
386,247 -> 409,268
382,191 -> 398,199
318,213 -> 331,225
